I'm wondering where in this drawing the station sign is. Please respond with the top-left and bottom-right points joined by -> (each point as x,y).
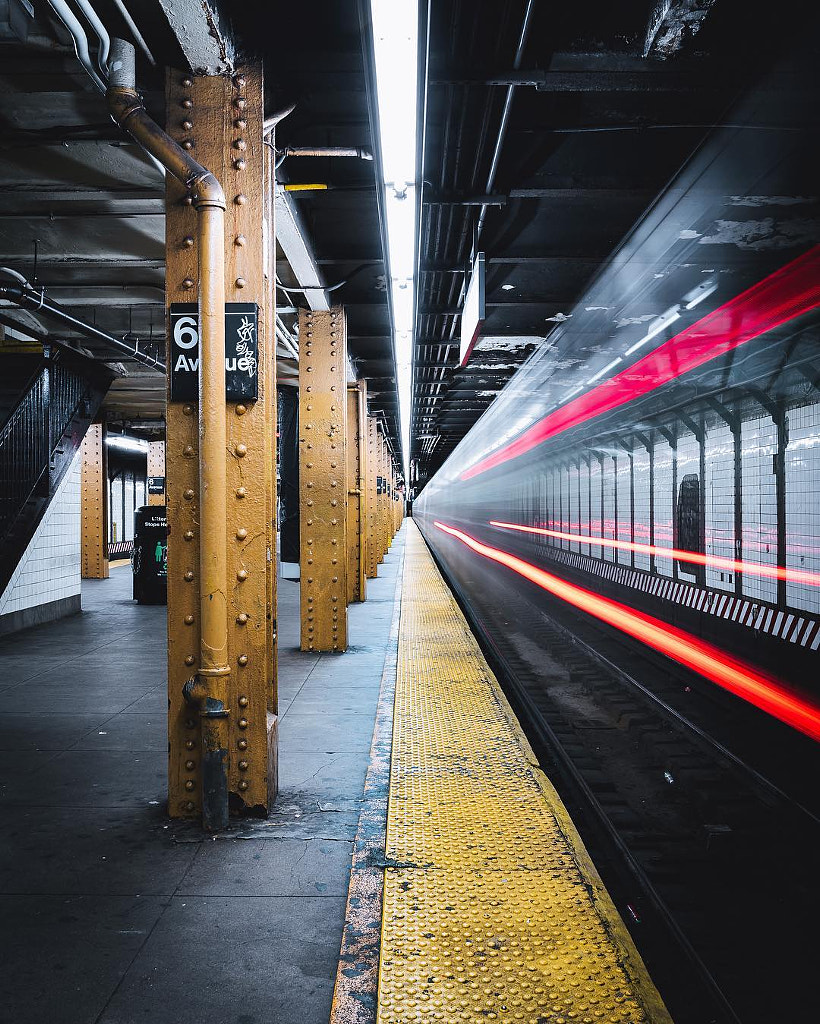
459,251 -> 485,367
169,303 -> 259,402
147,476 -> 165,495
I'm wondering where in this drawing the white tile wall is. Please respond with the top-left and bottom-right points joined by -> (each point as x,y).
602,455 -> 616,561
519,402 -> 820,623
633,446 -> 651,571
786,401 -> 820,614
741,414 -> 778,605
590,456 -> 602,550
568,462 -> 579,553
0,450 -> 82,618
654,438 -> 674,576
705,421 -> 735,592
616,455 -> 632,565
579,457 -> 591,556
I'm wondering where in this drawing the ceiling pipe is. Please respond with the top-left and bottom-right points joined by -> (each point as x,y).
275,315 -> 299,360
45,0 -> 106,92
0,270 -> 165,371
108,38 -> 230,834
73,0 -> 110,77
280,146 -> 373,161
441,2 -> 537,373
45,2 -> 164,174
263,102 -> 297,134
475,0 -> 536,244
109,0 -> 156,65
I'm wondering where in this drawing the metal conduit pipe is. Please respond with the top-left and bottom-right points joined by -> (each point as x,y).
474,0 -> 536,244
109,0 -> 156,65
275,315 -> 299,360
263,102 -> 297,135
107,38 -> 231,832
45,0 -> 106,93
443,0 -> 537,356
0,275 -> 165,372
73,0 -> 110,77
281,146 -> 373,160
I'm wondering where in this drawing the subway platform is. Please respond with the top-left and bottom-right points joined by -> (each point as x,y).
0,521 -> 669,1024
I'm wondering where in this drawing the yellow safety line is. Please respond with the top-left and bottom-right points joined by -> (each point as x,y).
377,520 -> 673,1024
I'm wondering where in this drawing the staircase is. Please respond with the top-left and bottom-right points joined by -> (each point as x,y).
0,344 -> 115,596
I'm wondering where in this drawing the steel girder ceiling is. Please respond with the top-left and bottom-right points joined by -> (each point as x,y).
410,0 -> 804,489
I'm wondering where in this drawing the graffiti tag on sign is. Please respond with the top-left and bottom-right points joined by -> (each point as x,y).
169,303 -> 260,401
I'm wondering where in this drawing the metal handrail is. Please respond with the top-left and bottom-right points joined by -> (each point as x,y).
0,351 -> 91,537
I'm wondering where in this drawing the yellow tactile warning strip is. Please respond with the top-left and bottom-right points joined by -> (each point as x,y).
377,521 -> 673,1024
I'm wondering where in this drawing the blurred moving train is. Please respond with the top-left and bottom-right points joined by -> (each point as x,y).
414,47 -> 820,747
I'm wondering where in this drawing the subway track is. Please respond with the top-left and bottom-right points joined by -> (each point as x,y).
430,541 -> 820,1024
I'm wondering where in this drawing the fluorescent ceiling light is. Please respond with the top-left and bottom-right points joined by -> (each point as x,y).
106,435 -> 149,453
587,356 -> 622,384
684,279 -> 718,310
370,0 -> 419,481
624,308 -> 681,356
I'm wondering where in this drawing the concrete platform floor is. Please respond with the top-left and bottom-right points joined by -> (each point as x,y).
0,529 -> 405,1024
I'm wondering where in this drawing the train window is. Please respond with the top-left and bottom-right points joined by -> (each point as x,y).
675,474 -> 703,575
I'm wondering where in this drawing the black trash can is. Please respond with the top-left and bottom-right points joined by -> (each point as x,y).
132,505 -> 168,604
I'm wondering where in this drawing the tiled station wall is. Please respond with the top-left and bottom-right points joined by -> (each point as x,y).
0,451 -> 82,624
519,399 -> 820,617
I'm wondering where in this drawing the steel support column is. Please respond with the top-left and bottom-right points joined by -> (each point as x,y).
346,381 -> 367,603
80,422 -> 108,579
165,65 -> 277,821
392,463 -> 400,537
147,441 -> 165,505
299,307 -> 348,651
366,415 -> 379,578
377,428 -> 388,562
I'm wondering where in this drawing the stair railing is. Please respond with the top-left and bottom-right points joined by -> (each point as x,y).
0,346 -> 92,538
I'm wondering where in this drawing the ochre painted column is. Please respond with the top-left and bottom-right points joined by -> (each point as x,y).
393,464 -> 399,540
80,422 -> 108,579
263,119 -> 278,740
377,429 -> 387,563
165,65 -> 276,820
346,381 -> 367,603
366,415 -> 379,578
147,441 -> 165,506
299,307 -> 348,651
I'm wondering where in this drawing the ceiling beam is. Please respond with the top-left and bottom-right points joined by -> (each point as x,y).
156,0 -> 236,74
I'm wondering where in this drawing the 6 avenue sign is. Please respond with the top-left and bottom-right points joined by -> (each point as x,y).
169,303 -> 260,402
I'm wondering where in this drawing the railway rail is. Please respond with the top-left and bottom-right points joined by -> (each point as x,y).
433,543 -> 820,1024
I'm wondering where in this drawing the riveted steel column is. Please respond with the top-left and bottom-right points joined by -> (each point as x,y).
80,422 -> 108,579
377,428 -> 388,562
299,307 -> 348,651
165,66 -> 276,821
147,441 -> 165,505
366,415 -> 379,578
391,463 -> 399,538
346,381 -> 367,603
224,66 -> 277,814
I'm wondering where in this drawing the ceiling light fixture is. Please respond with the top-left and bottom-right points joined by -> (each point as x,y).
106,435 -> 149,454
369,0 -> 419,481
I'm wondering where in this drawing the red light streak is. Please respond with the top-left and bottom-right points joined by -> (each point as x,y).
462,245 -> 820,480
433,520 -> 820,742
489,519 -> 820,588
